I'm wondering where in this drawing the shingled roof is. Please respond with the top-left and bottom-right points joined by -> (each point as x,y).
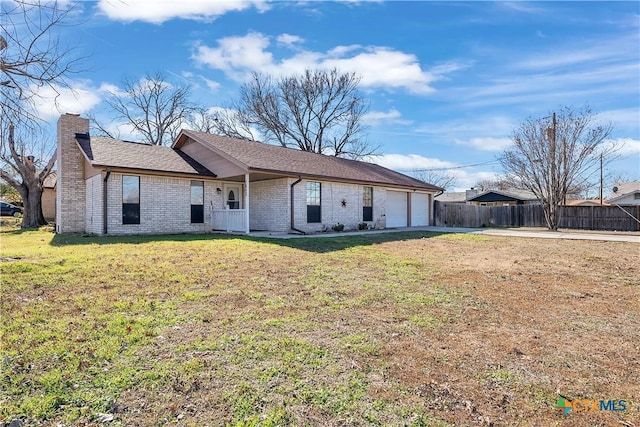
178,130 -> 441,191
76,135 -> 215,177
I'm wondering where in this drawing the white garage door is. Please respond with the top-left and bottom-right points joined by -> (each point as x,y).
386,191 -> 408,228
411,193 -> 429,226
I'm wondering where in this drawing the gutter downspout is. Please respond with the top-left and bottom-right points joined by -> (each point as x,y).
103,168 -> 111,235
290,176 -> 306,234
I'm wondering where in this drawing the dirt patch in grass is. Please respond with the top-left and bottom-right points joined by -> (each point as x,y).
1,228 -> 638,426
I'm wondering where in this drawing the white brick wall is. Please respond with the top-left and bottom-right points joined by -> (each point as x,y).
85,174 -> 103,234
374,187 -> 387,229
104,173 -> 222,235
249,178 -> 290,232
292,180 -> 389,233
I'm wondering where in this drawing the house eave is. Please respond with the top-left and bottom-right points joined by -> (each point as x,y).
89,165 -> 218,180
246,167 -> 441,192
607,190 -> 640,204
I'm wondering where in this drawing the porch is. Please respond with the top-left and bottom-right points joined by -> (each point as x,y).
211,209 -> 247,233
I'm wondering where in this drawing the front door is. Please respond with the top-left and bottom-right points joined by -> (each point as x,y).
226,185 -> 242,209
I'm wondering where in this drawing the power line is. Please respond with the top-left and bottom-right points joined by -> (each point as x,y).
397,159 -> 500,172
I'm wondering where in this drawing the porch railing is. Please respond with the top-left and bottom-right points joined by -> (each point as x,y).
211,209 -> 246,232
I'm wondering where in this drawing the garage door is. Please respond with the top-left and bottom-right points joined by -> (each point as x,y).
386,191 -> 407,228
411,193 -> 429,226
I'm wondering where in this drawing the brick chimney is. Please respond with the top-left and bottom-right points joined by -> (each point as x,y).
56,114 -> 89,233
465,188 -> 480,201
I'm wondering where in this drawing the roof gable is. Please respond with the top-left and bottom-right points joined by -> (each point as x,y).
176,130 -> 441,191
468,189 -> 538,202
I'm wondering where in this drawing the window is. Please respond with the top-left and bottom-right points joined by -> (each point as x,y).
363,186 -> 373,221
227,189 -> 240,209
122,175 -> 140,224
191,181 -> 204,223
306,181 -> 321,223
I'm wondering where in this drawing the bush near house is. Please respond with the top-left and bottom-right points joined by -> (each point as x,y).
0,225 -> 638,426
331,223 -> 345,232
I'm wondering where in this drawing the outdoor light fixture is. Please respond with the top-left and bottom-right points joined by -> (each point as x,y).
216,187 -> 222,194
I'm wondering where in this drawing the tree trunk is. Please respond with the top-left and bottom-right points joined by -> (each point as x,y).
18,182 -> 46,228
541,200 -> 559,231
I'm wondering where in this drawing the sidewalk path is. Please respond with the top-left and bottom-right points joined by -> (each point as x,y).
451,227 -> 640,243
249,226 -> 640,243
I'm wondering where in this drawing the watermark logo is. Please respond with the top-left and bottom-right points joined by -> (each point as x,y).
555,397 -> 572,415
555,397 -> 627,415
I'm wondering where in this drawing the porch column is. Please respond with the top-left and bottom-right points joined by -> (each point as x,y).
244,173 -> 250,234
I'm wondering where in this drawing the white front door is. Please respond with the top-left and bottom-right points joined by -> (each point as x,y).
225,185 -> 242,209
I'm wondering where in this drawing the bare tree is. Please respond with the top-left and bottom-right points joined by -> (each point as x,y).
191,106 -> 257,141
1,0 -> 80,228
93,72 -> 196,145
412,169 -> 456,191
499,105 -> 614,230
474,177 -> 511,192
0,123 -> 55,226
1,0 -> 81,120
218,69 -> 374,159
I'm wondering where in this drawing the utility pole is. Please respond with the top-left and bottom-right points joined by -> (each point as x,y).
599,153 -> 603,205
550,112 -> 557,228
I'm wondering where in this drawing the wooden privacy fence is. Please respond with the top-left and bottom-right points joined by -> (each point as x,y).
434,201 -> 640,231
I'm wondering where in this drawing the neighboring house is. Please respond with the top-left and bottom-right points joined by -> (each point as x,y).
435,188 -> 539,206
466,189 -> 539,206
606,182 -> 640,206
42,171 -> 56,221
563,199 -> 608,207
434,191 -> 466,203
56,114 -> 441,235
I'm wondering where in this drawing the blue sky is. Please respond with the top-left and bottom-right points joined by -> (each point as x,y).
31,1 -> 640,191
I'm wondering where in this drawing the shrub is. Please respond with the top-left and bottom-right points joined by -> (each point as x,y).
358,222 -> 368,230
331,223 -> 345,232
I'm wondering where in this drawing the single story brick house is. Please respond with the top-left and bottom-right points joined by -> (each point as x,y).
56,113 -> 441,235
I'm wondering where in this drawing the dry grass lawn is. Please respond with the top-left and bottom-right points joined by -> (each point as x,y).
1,223 -> 638,426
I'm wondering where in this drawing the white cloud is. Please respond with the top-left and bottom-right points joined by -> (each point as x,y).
101,120 -> 141,142
443,30 -> 638,110
327,45 -> 361,57
32,82 -> 102,121
368,153 -> 457,171
497,2 -> 547,14
456,137 -> 513,152
598,108 -> 640,133
192,32 -> 465,94
362,109 -> 412,126
193,32 -> 274,80
97,82 -> 127,98
515,32 -> 637,71
96,0 -> 269,24
449,169 -> 499,192
608,138 -> 640,158
200,76 -> 221,91
324,48 -> 436,94
367,153 -> 501,191
416,115 -> 515,137
276,33 -> 303,47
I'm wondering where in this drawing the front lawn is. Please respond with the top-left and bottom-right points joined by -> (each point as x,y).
1,227 -> 638,426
